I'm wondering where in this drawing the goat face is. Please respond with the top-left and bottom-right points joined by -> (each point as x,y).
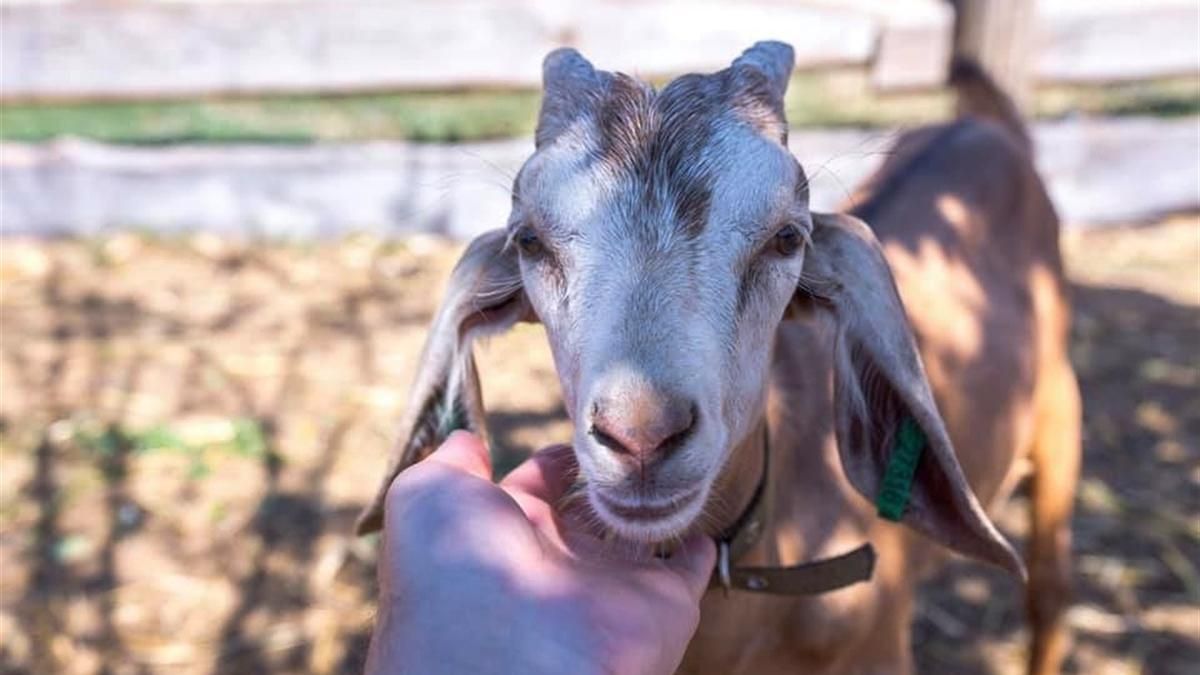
507,43 -> 804,542
355,43 -> 810,544
354,43 -> 1024,578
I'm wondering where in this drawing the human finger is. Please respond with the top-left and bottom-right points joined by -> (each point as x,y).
499,444 -> 578,504
422,430 -> 492,481
659,534 -> 717,602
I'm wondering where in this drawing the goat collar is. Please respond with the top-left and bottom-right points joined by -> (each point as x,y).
709,424 -> 876,595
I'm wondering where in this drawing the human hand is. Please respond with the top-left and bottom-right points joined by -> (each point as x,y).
366,431 -> 716,675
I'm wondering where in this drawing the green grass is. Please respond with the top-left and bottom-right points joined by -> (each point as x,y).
1036,77 -> 1200,119
0,89 -> 542,144
72,417 -> 270,480
2,72 -> 1196,144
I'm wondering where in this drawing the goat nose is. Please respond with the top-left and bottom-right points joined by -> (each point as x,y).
589,388 -> 697,460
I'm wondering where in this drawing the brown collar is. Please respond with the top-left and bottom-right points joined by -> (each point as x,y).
709,425 -> 876,595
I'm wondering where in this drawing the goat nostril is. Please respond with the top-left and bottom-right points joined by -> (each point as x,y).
589,401 -> 698,459
589,424 -> 633,456
659,403 -> 698,452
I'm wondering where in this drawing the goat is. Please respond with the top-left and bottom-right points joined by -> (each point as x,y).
357,43 -> 1081,675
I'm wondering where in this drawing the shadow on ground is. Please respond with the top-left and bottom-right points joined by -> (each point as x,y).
914,281 -> 1200,675
1,222 -> 1196,674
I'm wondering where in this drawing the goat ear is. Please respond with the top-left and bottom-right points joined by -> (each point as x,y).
355,230 -> 531,535
537,48 -> 609,148
793,212 -> 1025,578
731,41 -> 794,101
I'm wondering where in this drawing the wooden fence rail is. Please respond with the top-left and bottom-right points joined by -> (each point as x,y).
3,117 -> 1195,237
4,0 -> 1193,103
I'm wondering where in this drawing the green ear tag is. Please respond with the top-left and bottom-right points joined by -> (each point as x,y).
876,417 -> 925,521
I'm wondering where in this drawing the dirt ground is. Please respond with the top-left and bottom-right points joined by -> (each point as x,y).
1,216 -> 1197,674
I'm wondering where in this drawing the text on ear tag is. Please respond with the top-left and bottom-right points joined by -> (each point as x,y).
876,417 -> 925,521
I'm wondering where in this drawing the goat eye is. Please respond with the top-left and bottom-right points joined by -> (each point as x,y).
773,224 -> 803,256
514,227 -> 545,257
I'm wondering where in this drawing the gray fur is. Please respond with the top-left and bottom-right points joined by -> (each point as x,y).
358,43 -> 1019,578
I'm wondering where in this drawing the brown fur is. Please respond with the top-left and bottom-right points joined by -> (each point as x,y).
679,65 -> 1079,675
358,49 -> 1079,674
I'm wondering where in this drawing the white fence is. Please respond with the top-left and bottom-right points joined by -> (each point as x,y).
2,0 -> 1198,102
4,117 -> 1196,238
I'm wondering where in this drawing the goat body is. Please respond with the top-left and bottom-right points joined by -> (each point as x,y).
359,47 -> 1080,675
681,62 -> 1079,675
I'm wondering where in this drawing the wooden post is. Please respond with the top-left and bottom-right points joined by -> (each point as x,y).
949,0 -> 1036,110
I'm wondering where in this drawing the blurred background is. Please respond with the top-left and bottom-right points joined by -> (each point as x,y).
0,0 -> 1197,673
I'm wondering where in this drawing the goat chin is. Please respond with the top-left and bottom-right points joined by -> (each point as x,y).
587,488 -> 708,547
